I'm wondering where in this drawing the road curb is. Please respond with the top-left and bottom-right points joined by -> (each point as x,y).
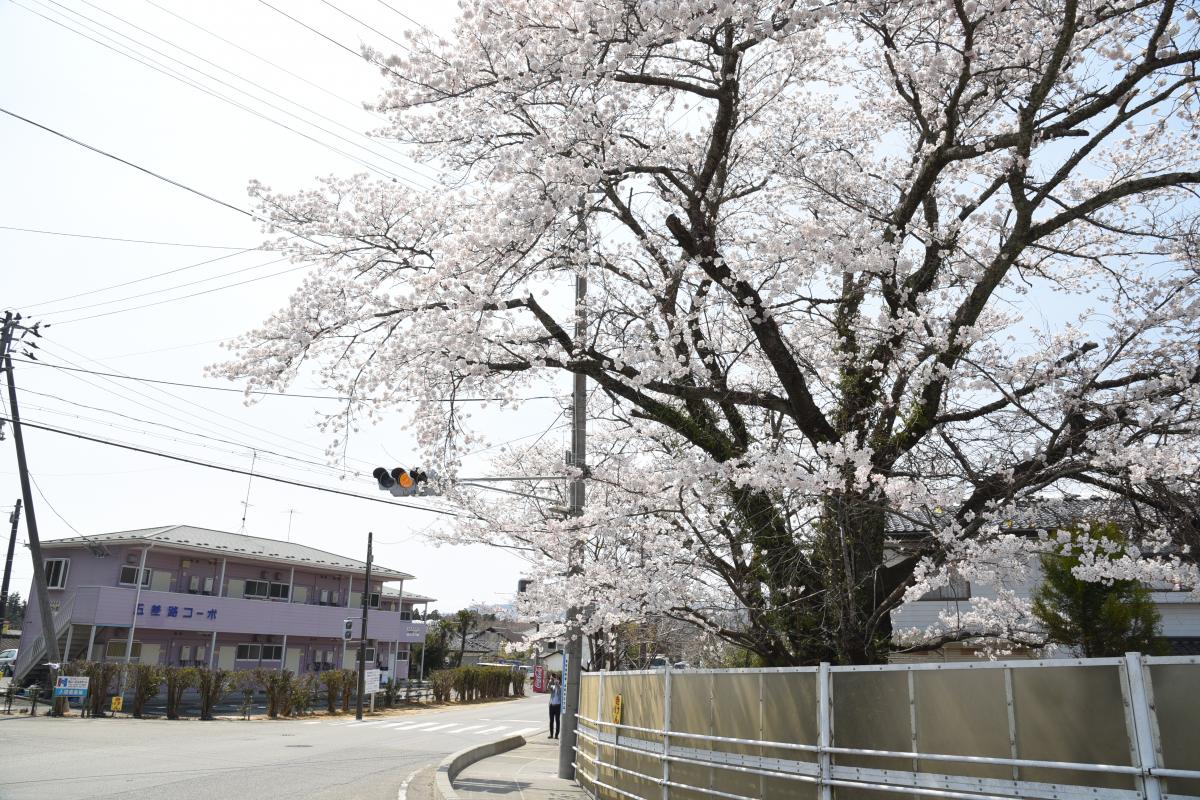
433,733 -> 526,800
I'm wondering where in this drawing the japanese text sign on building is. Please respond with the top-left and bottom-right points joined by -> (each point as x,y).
53,676 -> 89,698
137,604 -> 218,622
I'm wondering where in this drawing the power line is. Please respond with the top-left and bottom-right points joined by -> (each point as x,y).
52,261 -> 308,324
317,0 -> 411,53
0,104 -> 256,221
17,0 -> 424,189
18,248 -> 260,311
69,0 -> 436,187
30,340 -> 375,474
10,358 -> 563,403
1,415 -> 471,518
28,473 -> 83,536
36,256 -> 289,317
0,224 -> 255,250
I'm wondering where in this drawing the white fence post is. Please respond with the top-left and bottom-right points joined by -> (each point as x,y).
818,662 -> 833,800
1123,652 -> 1163,800
596,671 -> 606,782
662,667 -> 672,800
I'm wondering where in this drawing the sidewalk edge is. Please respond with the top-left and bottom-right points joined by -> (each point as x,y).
433,733 -> 527,800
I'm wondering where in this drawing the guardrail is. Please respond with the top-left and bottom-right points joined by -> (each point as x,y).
574,653 -> 1200,800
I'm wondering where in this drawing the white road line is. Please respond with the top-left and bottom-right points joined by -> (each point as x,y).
421,723 -> 460,731
402,722 -> 443,730
516,726 -> 542,736
397,764 -> 424,800
302,721 -> 321,725
384,722 -> 417,729
445,724 -> 486,733
476,725 -> 509,734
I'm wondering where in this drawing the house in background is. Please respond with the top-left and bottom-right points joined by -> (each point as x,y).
13,525 -> 429,684
888,501 -> 1200,661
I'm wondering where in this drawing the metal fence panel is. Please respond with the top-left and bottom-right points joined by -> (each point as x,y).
668,672 -> 716,800
1010,663 -> 1135,790
1146,663 -> 1200,798
761,670 -> 818,800
831,670 -> 913,800
601,672 -> 662,800
914,667 -> 1013,780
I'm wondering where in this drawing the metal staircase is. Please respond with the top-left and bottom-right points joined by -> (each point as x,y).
12,593 -> 76,684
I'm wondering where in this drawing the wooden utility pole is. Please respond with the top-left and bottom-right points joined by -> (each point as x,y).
1,312 -> 62,712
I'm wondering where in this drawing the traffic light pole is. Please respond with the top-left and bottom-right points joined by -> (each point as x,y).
355,530 -> 373,721
1,499 -> 21,627
558,237 -> 587,781
1,312 -> 62,711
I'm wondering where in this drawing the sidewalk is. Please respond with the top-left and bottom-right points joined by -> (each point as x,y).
452,736 -> 589,799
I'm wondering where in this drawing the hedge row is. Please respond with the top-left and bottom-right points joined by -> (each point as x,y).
428,665 -> 527,703
60,661 -> 415,720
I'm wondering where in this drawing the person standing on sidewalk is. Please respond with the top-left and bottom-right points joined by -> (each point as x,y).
548,677 -> 561,738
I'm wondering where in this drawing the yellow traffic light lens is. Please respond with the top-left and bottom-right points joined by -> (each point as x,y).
398,471 -> 414,488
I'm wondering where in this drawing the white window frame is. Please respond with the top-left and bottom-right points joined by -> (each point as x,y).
104,640 -> 142,660
920,575 -> 972,601
268,581 -> 290,600
242,579 -> 270,599
44,558 -> 70,589
119,565 -> 152,588
260,644 -> 283,661
235,643 -> 261,660
354,646 -> 377,662
359,592 -> 381,609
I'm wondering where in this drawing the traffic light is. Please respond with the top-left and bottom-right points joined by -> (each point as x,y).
372,466 -> 439,496
343,619 -> 354,640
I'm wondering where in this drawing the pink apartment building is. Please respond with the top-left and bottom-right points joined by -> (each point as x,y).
12,525 -> 432,684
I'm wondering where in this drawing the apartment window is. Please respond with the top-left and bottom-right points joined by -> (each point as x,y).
920,576 -> 971,601
119,565 -> 152,587
236,644 -> 260,660
104,640 -> 142,660
359,592 -> 381,609
319,589 -> 338,606
242,580 -> 270,599
292,586 -> 309,604
354,647 -> 377,662
269,582 -> 290,600
44,558 -> 70,589
260,644 -> 283,661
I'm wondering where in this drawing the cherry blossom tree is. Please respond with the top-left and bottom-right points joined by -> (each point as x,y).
220,0 -> 1200,664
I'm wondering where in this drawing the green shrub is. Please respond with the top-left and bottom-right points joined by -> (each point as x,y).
339,668 -> 356,712
63,660 -> 122,718
289,674 -> 316,716
234,670 -> 259,719
320,669 -> 343,713
255,668 -> 295,719
196,668 -> 231,721
128,663 -> 164,718
164,666 -> 198,720
429,670 -> 454,703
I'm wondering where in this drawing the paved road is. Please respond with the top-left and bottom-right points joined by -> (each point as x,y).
0,695 -> 551,800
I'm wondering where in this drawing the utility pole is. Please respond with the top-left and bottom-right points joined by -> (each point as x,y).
558,209 -> 587,780
0,499 -> 21,628
355,530 -> 373,721
1,312 -> 62,712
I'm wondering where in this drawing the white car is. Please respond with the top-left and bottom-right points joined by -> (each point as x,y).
0,648 -> 16,673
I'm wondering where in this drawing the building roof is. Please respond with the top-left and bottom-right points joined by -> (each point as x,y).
381,586 -> 437,603
40,525 -> 413,580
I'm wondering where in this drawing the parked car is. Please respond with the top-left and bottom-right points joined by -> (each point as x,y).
0,648 -> 17,674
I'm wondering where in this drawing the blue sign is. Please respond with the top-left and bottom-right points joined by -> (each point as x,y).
53,676 -> 89,698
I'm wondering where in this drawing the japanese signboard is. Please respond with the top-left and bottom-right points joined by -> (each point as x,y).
137,603 -> 218,621
364,668 -> 382,695
110,695 -> 124,712
53,676 -> 89,698
612,693 -> 623,725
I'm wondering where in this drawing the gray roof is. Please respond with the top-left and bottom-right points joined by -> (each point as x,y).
381,587 -> 437,603
40,525 -> 413,580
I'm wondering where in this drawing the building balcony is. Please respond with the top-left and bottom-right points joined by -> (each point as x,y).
66,585 -> 428,642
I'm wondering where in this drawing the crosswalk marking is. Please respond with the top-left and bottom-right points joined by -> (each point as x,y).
422,723 -> 460,731
516,726 -> 542,736
476,726 -> 508,734
402,722 -> 443,730
446,725 -> 486,733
